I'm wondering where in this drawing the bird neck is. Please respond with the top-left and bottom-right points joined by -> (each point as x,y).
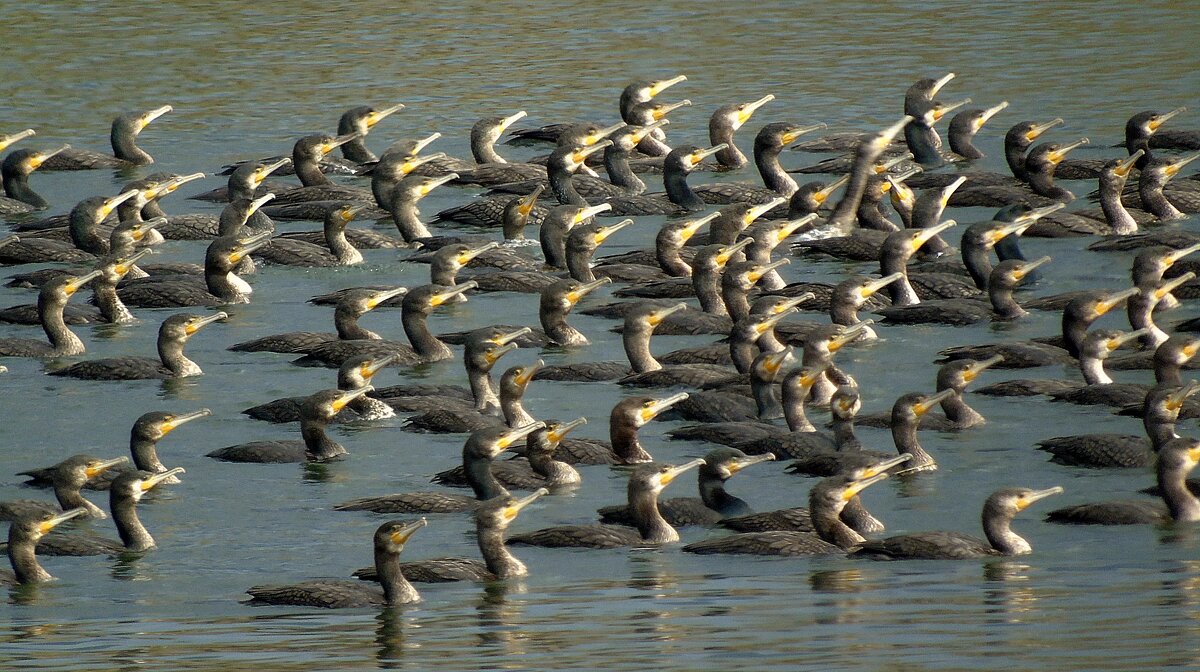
697,475 -> 740,516
830,296 -> 863,327
982,504 -> 1028,555
539,221 -> 571,269
623,326 -> 661,373
636,134 -> 672,157
402,307 -> 451,360
1140,173 -> 1183,220
655,233 -> 691,277
371,170 -> 398,211
549,164 -> 588,206
962,241 -> 994,290
1127,293 -> 1167,349
375,547 -> 419,605
1078,355 -> 1112,385
611,418 -> 652,464
664,163 -> 703,211
827,145 -> 877,232
389,199 -> 432,242
892,416 -> 935,470
1099,173 -> 1138,235
468,368 -> 499,415
130,436 -> 167,473
988,279 -> 1026,320
471,132 -> 505,165
3,171 -> 45,208
527,448 -> 578,484
1005,136 -> 1032,181
692,265 -> 728,315
294,156 -> 331,187
1144,413 -> 1179,451
881,256 -> 920,307
565,239 -> 598,283
69,211 -> 109,256
158,334 -> 201,376
1027,164 -> 1073,202
631,487 -> 676,542
728,331 -> 758,375
754,143 -> 797,196
323,221 -> 361,265
812,497 -> 863,548
94,282 -> 134,324
38,295 -> 84,356
7,532 -> 51,584
856,199 -> 899,233
205,267 -> 250,303
111,493 -> 154,551
721,281 -> 752,322
752,372 -> 783,419
501,392 -> 534,428
1061,310 -> 1094,359
54,483 -> 104,517
948,121 -> 984,160
111,125 -> 151,164
478,523 -> 526,578
905,121 -> 944,167
334,308 -> 377,340
938,387 -> 984,427
340,136 -> 375,164
1160,460 -> 1200,522
781,378 -> 816,433
301,419 -> 345,462
465,452 -> 509,500
832,415 -> 860,450
604,145 -> 645,193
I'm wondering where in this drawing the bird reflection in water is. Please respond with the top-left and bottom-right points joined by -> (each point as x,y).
475,580 -> 528,651
983,560 -> 1039,625
375,606 -> 416,665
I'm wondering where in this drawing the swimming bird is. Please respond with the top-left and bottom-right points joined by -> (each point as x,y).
50,312 -> 226,380
40,106 -> 171,170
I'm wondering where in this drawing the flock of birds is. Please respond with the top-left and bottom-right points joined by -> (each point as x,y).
3,72 -> 1200,609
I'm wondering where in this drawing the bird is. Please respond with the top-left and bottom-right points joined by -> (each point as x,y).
49,312 -> 227,380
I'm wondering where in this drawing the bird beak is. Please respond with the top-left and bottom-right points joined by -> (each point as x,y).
102,189 -> 139,216
974,101 -> 1009,131
1165,151 -> 1200,177
1047,138 -> 1089,164
815,175 -> 850,203
156,172 -> 206,196
1012,256 -> 1052,279
503,488 -> 549,521
497,110 -> 528,135
588,122 -> 627,145
715,238 -> 753,266
547,416 -> 587,444
85,456 -> 130,478
1167,242 -> 1200,266
64,269 -> 104,295
1015,486 -> 1064,510
161,408 -> 212,434
752,307 -> 798,336
629,119 -> 670,143
139,105 -> 173,130
38,508 -> 89,536
861,273 -> 904,298
680,211 -> 720,240
113,248 -> 154,275
248,192 -> 276,213
1156,272 -> 1196,300
1149,107 -> 1186,132
913,388 -> 956,415
1114,150 -> 1144,177
746,258 -> 789,282
796,367 -> 826,389
648,302 -> 689,327
649,75 -> 687,97
688,144 -> 726,167
658,458 -> 706,487
518,185 -> 545,216
513,359 -> 544,387
498,421 -> 548,449
323,133 -> 362,155
762,347 -> 794,375
28,144 -> 70,170
962,354 -> 1004,381
781,122 -> 827,146
565,277 -> 612,304
390,518 -> 428,544
1026,118 -> 1064,142
484,343 -> 519,366
412,132 -> 442,155
574,203 -> 614,224
653,99 -> 692,121
874,117 -> 913,150
594,219 -> 633,245
399,151 -> 446,175
230,232 -> 273,262
1107,329 -> 1150,352
861,454 -> 912,478
570,140 -> 612,168
640,392 -> 689,423
911,220 -> 957,252
339,204 -> 369,222
332,385 -> 374,412
257,158 -> 292,184
419,173 -> 458,196
362,355 -> 399,378
941,176 -> 968,205
930,72 -> 955,97
366,103 -> 405,127
429,281 -> 478,306
0,128 -> 35,153
828,320 -> 872,351
736,94 -> 775,126
728,453 -> 775,474
1093,287 -> 1139,316
365,286 -> 408,310
185,311 -> 228,335
930,98 -> 972,123
743,197 -> 788,226
491,327 -> 532,348
140,468 -> 186,492
842,472 -> 890,501
774,293 -> 813,313
1167,380 -> 1200,410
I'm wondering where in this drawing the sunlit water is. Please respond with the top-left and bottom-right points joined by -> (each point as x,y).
2,1 -> 1200,669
